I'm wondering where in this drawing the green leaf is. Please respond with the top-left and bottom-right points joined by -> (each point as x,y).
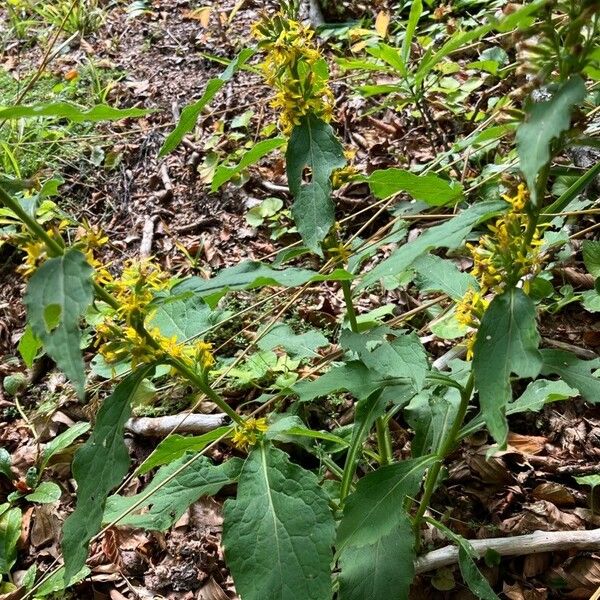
340,391 -> 390,496
428,518 -> 499,600
33,566 -> 90,598
41,422 -> 90,471
0,449 -> 12,480
516,77 -> 586,204
147,293 -> 220,342
270,426 -> 349,447
18,325 -> 42,369
342,330 -> 429,391
25,482 -> 61,504
405,391 -> 460,457
62,366 -> 153,582
0,103 -> 148,122
175,260 -> 352,308
286,114 -> 346,253
0,506 -> 21,574
540,349 -> 600,403
413,254 -> 478,301
212,137 -> 286,191
223,444 -> 335,600
359,200 -> 506,290
24,250 -> 94,399
473,289 -> 542,446
136,427 -> 231,474
460,379 -> 577,439
337,456 -> 435,548
104,455 -> 241,530
160,48 -> 255,156
367,168 -> 463,205
293,361 -> 389,402
401,0 -> 422,72
339,519 -> 415,600
257,322 -> 329,359
582,290 -> 600,313
583,240 -> 600,278
246,196 -> 284,227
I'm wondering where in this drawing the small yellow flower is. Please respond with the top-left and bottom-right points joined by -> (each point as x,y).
465,334 -> 476,361
195,341 -> 216,370
501,183 -> 528,212
232,418 -> 269,451
19,240 -> 46,276
327,242 -> 351,264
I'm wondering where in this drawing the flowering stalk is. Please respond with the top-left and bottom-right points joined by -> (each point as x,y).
0,183 -> 244,427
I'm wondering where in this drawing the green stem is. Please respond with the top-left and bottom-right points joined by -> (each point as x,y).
173,358 -> 244,426
376,418 -> 393,465
413,374 -> 474,546
0,183 -> 243,427
341,280 -> 359,332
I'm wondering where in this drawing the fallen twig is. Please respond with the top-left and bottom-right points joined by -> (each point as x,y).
415,529 -> 600,574
125,413 -> 228,436
139,215 -> 157,258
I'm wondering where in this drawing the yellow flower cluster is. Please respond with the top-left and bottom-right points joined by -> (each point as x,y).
466,184 -> 543,294
18,220 -> 70,276
95,259 -> 215,373
456,184 -> 544,359
97,321 -> 215,372
332,148 -> 359,189
252,13 -> 334,134
232,417 -> 269,450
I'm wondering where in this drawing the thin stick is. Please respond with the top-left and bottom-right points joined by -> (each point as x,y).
415,528 -> 600,574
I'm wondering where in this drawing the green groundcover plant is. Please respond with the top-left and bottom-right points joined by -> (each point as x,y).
1,0 -> 600,598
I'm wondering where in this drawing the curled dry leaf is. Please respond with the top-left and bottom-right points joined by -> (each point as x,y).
550,554 -> 600,590
500,500 -> 585,534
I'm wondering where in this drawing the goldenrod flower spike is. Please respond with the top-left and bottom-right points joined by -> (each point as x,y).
252,12 -> 334,135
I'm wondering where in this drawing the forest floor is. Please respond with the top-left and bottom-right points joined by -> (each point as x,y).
1,1 -> 600,599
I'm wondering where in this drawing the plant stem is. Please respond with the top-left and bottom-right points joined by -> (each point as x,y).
413,374 -> 474,547
376,417 -> 393,465
172,358 -> 244,426
341,280 -> 358,332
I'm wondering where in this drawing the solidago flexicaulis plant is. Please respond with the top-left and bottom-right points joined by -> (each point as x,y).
1,1 -> 600,599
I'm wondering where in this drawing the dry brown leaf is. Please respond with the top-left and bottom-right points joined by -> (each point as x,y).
551,555 -> 600,590
102,527 -> 121,566
503,582 -> 548,600
30,504 -> 61,548
198,577 -> 229,600
375,11 -> 390,38
467,450 -> 513,484
523,552 -> 551,578
508,432 -> 547,455
183,7 -> 211,27
532,482 -> 576,506
501,500 -> 585,533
